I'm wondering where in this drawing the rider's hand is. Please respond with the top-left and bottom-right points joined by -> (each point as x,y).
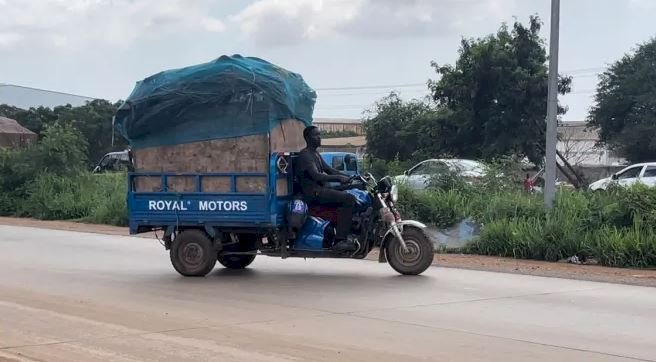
337,175 -> 351,184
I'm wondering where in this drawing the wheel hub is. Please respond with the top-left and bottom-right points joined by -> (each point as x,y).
398,240 -> 421,265
181,242 -> 204,266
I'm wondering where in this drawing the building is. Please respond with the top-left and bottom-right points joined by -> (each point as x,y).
319,136 -> 367,157
314,118 -> 363,135
557,121 -> 625,167
0,116 -> 37,149
0,83 -> 95,109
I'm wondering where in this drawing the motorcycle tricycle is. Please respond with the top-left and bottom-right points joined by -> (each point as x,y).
127,153 -> 434,276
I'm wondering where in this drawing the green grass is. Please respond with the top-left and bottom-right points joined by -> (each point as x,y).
397,183 -> 656,268
18,172 -> 128,226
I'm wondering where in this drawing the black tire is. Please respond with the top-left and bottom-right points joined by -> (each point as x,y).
217,234 -> 257,270
385,227 -> 434,276
170,229 -> 217,277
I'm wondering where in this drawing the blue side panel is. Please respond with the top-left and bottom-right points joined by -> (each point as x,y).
127,155 -> 297,234
130,193 -> 268,222
127,172 -> 276,234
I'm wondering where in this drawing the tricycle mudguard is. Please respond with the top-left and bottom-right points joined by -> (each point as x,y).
378,220 -> 428,263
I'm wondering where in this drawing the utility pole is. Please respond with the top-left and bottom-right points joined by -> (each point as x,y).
545,0 -> 560,209
111,115 -> 116,147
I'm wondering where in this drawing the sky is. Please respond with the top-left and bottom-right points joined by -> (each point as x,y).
1,0 -> 655,121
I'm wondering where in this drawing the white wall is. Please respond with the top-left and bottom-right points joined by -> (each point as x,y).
0,84 -> 95,109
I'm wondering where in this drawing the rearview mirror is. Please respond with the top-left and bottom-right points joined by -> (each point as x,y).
611,174 -> 618,180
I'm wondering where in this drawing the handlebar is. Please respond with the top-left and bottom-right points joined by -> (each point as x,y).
331,175 -> 369,191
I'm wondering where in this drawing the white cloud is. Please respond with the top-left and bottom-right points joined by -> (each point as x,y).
630,0 -> 656,9
230,0 -> 514,46
0,0 -> 225,51
0,33 -> 23,49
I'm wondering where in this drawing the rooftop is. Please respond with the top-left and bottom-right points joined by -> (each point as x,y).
0,116 -> 36,135
314,118 -> 362,124
0,83 -> 96,109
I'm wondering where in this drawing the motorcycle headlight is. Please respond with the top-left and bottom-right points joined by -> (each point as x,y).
390,185 -> 398,202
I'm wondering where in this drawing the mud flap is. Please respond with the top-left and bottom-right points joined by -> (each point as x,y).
378,247 -> 388,263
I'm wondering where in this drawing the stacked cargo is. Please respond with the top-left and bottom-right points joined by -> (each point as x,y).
114,55 -> 316,194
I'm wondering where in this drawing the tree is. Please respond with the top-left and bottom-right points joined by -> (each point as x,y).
363,92 -> 435,161
429,16 -> 571,165
588,38 -> 656,163
0,100 -> 126,167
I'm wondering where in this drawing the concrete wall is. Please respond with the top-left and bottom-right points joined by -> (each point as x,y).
315,122 -> 363,135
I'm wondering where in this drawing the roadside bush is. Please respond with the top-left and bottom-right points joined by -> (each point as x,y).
85,173 -> 128,226
0,122 -> 128,226
21,173 -> 95,220
19,172 -> 127,226
397,186 -> 467,228
398,178 -> 656,268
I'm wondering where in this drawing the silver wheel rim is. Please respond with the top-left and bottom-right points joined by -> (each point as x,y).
395,239 -> 421,266
181,242 -> 204,268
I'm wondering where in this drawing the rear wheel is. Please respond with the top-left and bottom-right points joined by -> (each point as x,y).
218,234 -> 257,269
385,227 -> 434,276
170,229 -> 217,277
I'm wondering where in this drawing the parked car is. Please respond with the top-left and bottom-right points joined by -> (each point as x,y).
588,162 -> 656,191
93,150 -> 132,173
320,152 -> 361,177
393,159 -> 487,190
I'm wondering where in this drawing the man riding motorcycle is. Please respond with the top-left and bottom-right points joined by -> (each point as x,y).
296,126 -> 358,251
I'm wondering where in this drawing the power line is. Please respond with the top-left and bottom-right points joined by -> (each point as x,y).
318,89 -> 429,97
315,83 -> 426,91
312,67 -> 607,93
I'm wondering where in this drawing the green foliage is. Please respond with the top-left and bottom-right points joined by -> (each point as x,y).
588,38 -> 656,162
17,172 -> 127,226
85,174 -> 128,226
396,186 -> 467,229
429,15 -> 571,165
0,122 -> 88,212
395,175 -> 656,268
364,92 -> 436,162
32,122 -> 88,175
0,124 -> 127,226
0,100 -> 126,168
364,17 -> 571,166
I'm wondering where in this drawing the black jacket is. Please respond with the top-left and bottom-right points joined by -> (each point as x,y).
296,148 -> 345,196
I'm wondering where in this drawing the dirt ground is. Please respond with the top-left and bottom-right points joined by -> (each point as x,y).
1,217 -> 655,288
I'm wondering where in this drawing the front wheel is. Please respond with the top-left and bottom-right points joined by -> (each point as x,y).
385,227 -> 434,276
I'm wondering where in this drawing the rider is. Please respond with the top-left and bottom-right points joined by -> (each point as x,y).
297,126 -> 358,251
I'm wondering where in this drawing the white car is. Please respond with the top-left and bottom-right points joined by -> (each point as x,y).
394,159 -> 487,190
588,162 -> 656,191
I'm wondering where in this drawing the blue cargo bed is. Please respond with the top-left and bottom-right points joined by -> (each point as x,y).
127,172 -> 283,234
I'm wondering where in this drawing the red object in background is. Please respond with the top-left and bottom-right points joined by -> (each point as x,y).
523,177 -> 534,192
308,205 -> 339,224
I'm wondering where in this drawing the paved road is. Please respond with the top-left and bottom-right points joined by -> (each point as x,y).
1,225 -> 655,362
